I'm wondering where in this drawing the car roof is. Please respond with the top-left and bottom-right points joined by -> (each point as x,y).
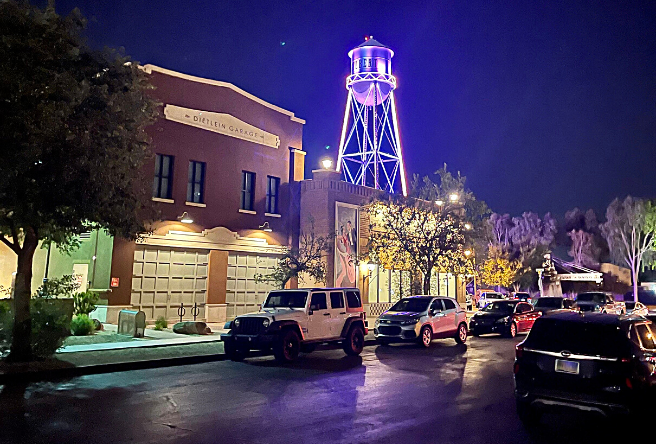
402,295 -> 435,299
270,288 -> 359,292
540,310 -> 647,326
537,296 -> 564,299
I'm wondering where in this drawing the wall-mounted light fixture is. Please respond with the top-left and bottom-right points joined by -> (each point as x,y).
435,199 -> 444,207
321,158 -> 333,170
179,212 -> 193,224
259,222 -> 272,232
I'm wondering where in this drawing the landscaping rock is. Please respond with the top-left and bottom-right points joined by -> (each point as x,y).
92,319 -> 103,331
173,321 -> 212,335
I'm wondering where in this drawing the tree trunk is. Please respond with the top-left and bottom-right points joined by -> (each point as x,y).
7,228 -> 38,362
423,268 -> 432,295
632,267 -> 639,302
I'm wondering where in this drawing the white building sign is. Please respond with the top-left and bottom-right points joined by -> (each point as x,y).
164,104 -> 280,148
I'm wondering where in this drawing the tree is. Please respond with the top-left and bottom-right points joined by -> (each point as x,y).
480,247 -> 521,289
366,168 -> 485,295
0,1 -> 158,361
255,220 -> 331,289
601,197 -> 656,301
563,207 -> 605,267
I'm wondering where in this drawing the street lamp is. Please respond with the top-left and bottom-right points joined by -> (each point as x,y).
321,158 -> 333,170
464,222 -> 472,230
449,193 -> 459,202
435,199 -> 444,207
464,249 -> 472,257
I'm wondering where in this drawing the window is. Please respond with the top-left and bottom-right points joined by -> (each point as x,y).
187,161 -> 206,203
346,290 -> 362,308
241,171 -> 256,211
443,299 -> 456,310
430,300 -> 444,312
636,324 -> 656,350
153,154 -> 174,199
266,176 -> 280,214
330,292 -> 345,309
310,293 -> 327,311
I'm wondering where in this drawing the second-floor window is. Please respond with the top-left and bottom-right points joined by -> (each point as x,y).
153,154 -> 174,199
241,171 -> 255,211
266,176 -> 280,214
187,161 -> 206,204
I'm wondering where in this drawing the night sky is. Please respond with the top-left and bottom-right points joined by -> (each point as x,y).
45,0 -> 656,218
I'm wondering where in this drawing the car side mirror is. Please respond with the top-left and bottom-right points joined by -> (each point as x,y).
429,309 -> 438,316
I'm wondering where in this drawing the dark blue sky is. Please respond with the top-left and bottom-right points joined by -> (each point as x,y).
48,0 -> 656,218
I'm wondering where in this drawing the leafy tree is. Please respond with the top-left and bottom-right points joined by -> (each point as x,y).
480,247 -> 521,289
563,208 -> 606,267
601,197 -> 656,301
255,220 -> 332,289
0,1 -> 158,361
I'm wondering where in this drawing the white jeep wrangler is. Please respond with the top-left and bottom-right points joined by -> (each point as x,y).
221,288 -> 368,363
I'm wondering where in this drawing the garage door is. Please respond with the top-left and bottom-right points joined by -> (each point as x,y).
131,246 -> 208,321
226,252 -> 278,319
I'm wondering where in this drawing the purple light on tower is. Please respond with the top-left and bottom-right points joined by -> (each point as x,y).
336,36 -> 408,196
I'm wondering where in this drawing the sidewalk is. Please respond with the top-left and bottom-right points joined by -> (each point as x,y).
0,326 -> 378,383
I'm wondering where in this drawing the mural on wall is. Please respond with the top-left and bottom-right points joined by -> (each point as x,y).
335,202 -> 358,287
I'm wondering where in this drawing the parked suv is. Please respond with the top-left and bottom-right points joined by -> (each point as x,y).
374,296 -> 468,347
477,291 -> 506,309
575,292 -> 625,314
221,288 -> 367,363
534,296 -> 576,313
514,312 -> 656,423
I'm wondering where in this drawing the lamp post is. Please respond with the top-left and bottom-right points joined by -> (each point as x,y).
536,268 -> 544,297
465,249 -> 477,304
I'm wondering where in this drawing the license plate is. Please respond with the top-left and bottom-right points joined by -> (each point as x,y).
555,359 -> 579,374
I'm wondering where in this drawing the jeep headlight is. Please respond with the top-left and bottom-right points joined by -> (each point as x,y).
496,316 -> 510,324
262,318 -> 270,328
234,318 -> 241,328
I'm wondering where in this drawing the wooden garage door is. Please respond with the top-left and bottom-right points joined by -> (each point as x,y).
131,246 -> 208,321
225,252 -> 278,319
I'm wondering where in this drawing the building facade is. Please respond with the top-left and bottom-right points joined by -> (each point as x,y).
99,65 -> 306,324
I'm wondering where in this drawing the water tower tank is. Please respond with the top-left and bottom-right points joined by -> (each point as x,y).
348,37 -> 395,106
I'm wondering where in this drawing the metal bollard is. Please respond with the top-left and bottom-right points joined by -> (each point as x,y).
177,303 -> 186,322
191,302 -> 200,321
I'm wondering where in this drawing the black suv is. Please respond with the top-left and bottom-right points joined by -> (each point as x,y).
514,311 -> 656,423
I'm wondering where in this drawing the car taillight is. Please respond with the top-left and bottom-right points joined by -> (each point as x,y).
625,378 -> 633,389
513,362 -> 520,374
515,343 -> 524,358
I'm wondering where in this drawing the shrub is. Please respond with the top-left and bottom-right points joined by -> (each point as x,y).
154,316 -> 168,330
30,298 -> 72,357
35,275 -> 80,299
73,290 -> 99,316
0,299 -> 10,315
71,314 -> 95,336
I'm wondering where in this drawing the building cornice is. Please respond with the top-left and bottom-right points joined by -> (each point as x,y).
141,64 -> 306,125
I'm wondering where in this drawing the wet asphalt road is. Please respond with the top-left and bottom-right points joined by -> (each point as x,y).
0,335 -> 627,444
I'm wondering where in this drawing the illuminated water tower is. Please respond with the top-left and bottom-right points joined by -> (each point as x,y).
336,37 -> 408,196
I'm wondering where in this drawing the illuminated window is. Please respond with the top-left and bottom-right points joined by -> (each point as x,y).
153,154 -> 174,199
266,176 -> 280,214
187,161 -> 206,204
241,171 -> 256,211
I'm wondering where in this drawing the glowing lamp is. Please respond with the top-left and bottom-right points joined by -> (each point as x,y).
259,222 -> 272,232
435,200 -> 444,207
321,158 -> 333,170
367,261 -> 376,272
179,212 -> 193,224
449,193 -> 459,202
464,250 -> 472,257
464,223 -> 473,230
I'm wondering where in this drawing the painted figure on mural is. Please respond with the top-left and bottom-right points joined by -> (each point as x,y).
335,204 -> 358,287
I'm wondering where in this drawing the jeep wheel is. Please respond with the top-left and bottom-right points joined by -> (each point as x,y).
224,341 -> 246,362
455,323 -> 468,344
343,325 -> 365,356
419,325 -> 433,348
273,329 -> 301,363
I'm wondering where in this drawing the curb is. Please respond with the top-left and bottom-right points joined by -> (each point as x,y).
0,353 -> 227,385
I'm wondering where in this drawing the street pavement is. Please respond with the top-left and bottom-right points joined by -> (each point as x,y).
0,335 -> 628,444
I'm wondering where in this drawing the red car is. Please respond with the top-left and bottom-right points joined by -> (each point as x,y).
468,300 -> 540,338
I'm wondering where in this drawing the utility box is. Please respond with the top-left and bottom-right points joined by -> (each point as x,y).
118,309 -> 146,338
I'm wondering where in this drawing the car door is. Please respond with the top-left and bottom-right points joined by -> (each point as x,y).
307,292 -> 330,340
513,303 -> 528,331
429,299 -> 448,336
329,291 -> 347,337
441,298 -> 459,335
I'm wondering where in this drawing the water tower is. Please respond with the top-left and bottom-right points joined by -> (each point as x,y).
336,37 -> 408,196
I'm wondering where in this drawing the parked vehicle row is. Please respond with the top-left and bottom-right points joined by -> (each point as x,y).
469,300 -> 540,338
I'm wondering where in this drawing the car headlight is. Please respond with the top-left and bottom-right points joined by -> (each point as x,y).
234,318 -> 241,327
375,319 -> 381,327
401,319 -> 418,326
496,316 -> 510,324
262,318 -> 270,328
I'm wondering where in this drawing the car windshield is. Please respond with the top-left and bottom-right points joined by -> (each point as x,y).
525,318 -> 629,357
577,293 -> 606,304
483,301 -> 516,313
263,291 -> 308,308
484,293 -> 505,299
389,298 -> 431,313
625,302 -> 636,310
535,298 -> 563,309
